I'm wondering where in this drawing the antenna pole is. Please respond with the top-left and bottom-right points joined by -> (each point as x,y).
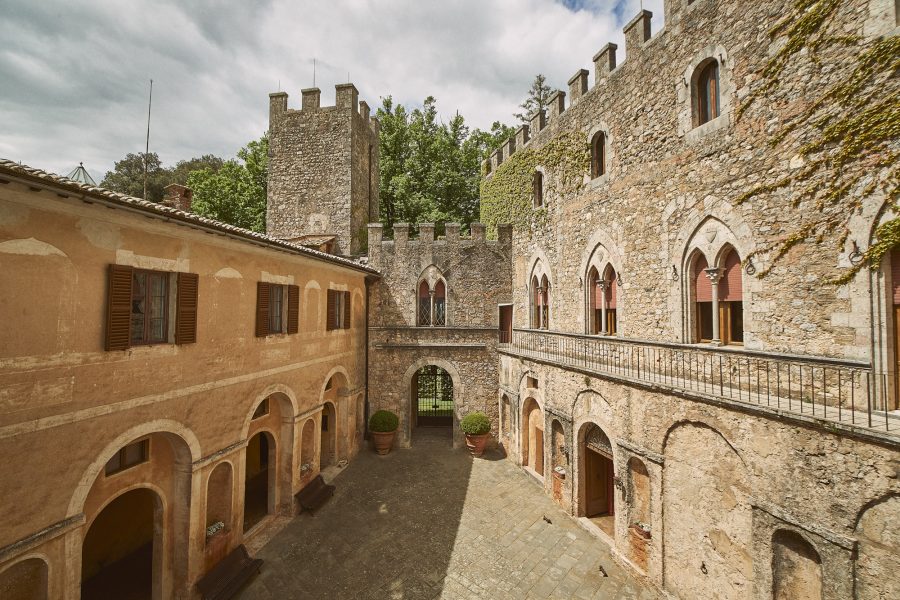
143,79 -> 153,200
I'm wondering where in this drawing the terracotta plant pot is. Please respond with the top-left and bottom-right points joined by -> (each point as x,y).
372,430 -> 396,455
465,433 -> 491,457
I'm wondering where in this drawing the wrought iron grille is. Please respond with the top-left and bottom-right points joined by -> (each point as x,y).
418,298 -> 431,326
415,365 -> 453,425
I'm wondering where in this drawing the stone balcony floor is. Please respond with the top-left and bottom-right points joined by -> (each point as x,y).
237,428 -> 660,599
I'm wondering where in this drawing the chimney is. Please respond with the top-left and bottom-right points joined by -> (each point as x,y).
163,184 -> 193,212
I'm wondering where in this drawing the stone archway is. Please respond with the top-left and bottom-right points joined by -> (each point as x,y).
577,422 -> 615,537
82,487 -> 161,600
243,431 -> 275,533
412,365 -> 454,428
400,358 -> 463,447
521,398 -> 544,477
320,402 -> 337,468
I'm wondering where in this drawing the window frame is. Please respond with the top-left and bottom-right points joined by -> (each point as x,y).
130,269 -> 170,346
268,284 -> 286,334
591,131 -> 606,178
532,171 -> 544,208
696,60 -> 720,126
327,289 -> 351,331
104,439 -> 150,476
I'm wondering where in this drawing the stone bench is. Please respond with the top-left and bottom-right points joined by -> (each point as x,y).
296,474 -> 335,514
196,544 -> 262,600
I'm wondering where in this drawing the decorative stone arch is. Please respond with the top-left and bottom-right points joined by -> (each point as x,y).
572,419 -> 618,523
661,420 -> 752,600
400,357 -> 464,447
520,396 -> 545,478
416,264 -> 449,327
586,122 -> 613,183
527,251 -> 554,330
0,554 -> 50,600
240,384 -> 299,439
677,215 -> 753,344
579,233 -> 625,335
67,420 -> 201,517
677,44 -> 734,138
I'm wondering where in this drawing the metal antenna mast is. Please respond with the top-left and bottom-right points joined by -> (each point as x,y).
143,79 -> 153,200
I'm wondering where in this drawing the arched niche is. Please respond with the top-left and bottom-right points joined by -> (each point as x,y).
771,529 -> 822,600
0,556 -> 49,600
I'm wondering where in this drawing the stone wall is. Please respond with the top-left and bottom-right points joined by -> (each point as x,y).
486,0 -> 897,361
267,84 -> 379,256
498,353 -> 899,599
367,222 -> 513,446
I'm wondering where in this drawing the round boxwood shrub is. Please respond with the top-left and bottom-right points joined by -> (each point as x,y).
460,412 -> 491,435
369,410 -> 399,433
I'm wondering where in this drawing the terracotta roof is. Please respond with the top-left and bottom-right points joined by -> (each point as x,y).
0,159 -> 379,275
290,234 -> 337,245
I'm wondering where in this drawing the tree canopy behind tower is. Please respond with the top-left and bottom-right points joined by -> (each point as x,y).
376,95 -> 513,231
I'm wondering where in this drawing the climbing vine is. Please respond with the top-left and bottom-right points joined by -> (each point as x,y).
735,0 -> 899,281
480,130 -> 589,237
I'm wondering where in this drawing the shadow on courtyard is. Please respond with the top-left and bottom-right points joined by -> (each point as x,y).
239,427 -> 475,599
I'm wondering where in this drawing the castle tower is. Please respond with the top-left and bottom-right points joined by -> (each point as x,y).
267,83 -> 379,256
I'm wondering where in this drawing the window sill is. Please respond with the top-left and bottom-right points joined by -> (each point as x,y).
684,113 -> 730,144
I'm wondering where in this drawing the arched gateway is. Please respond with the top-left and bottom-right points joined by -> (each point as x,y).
412,365 -> 454,427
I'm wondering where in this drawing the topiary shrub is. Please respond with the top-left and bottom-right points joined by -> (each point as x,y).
369,410 -> 399,433
460,412 -> 491,435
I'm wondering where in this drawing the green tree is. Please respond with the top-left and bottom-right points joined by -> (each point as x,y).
187,134 -> 268,232
376,96 -> 513,231
171,155 -> 224,185
101,152 -> 170,202
513,74 -> 558,126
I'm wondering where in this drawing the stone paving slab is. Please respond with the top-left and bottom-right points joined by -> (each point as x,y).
238,429 -> 660,599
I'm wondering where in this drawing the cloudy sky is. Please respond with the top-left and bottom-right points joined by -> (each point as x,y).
0,0 -> 663,181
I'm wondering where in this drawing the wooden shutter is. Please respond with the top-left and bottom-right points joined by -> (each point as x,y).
105,264 -> 133,351
606,272 -> 617,309
343,291 -> 351,329
695,255 -> 712,302
175,272 -> 199,344
326,289 -> 336,331
720,250 -> 743,302
287,284 -> 299,334
256,282 -> 270,337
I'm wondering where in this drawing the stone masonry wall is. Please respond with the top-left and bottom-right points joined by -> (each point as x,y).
367,222 -> 513,446
488,0 -> 898,361
267,84 -> 379,256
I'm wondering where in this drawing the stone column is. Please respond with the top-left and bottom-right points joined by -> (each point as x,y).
537,286 -> 545,330
598,280 -> 609,335
429,289 -> 435,327
705,267 -> 723,345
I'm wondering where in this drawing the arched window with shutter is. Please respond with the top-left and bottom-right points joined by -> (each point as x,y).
591,131 -> 606,178
719,247 -> 743,344
694,254 -> 714,342
696,60 -> 720,126
603,265 -> 617,335
588,266 -> 601,334
531,275 -> 541,328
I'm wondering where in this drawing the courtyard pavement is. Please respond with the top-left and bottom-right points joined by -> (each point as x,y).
238,428 -> 660,600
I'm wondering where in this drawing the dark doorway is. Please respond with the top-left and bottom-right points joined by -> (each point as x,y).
81,488 -> 158,600
413,365 -> 453,427
243,432 -> 272,532
499,304 -> 512,343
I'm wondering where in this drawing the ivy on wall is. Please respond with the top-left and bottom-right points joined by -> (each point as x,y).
736,0 -> 899,282
479,131 -> 589,237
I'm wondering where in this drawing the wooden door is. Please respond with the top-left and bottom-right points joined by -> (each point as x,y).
534,428 -> 544,476
586,449 -> 611,517
499,305 -> 512,343
894,305 -> 900,410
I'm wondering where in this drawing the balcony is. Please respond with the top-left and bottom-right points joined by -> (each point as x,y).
499,329 -> 899,444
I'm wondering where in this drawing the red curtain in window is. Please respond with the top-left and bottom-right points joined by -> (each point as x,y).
434,280 -> 445,300
605,267 -> 617,309
695,255 -> 712,302
419,280 -> 430,299
719,249 -> 743,302
589,268 -> 601,309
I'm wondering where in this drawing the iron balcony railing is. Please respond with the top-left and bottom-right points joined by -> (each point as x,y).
500,329 -> 897,438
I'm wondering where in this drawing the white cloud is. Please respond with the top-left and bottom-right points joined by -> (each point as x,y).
0,0 -> 664,180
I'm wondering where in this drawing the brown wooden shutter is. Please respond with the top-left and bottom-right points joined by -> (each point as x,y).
343,291 -> 351,329
695,255 -> 712,302
256,282 -> 270,337
287,284 -> 299,334
720,250 -> 743,302
105,264 -> 133,351
326,289 -> 336,331
175,272 -> 199,344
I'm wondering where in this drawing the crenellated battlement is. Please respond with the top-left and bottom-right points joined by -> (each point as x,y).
366,221 -> 512,270
481,9 -> 661,177
268,83 -> 379,135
